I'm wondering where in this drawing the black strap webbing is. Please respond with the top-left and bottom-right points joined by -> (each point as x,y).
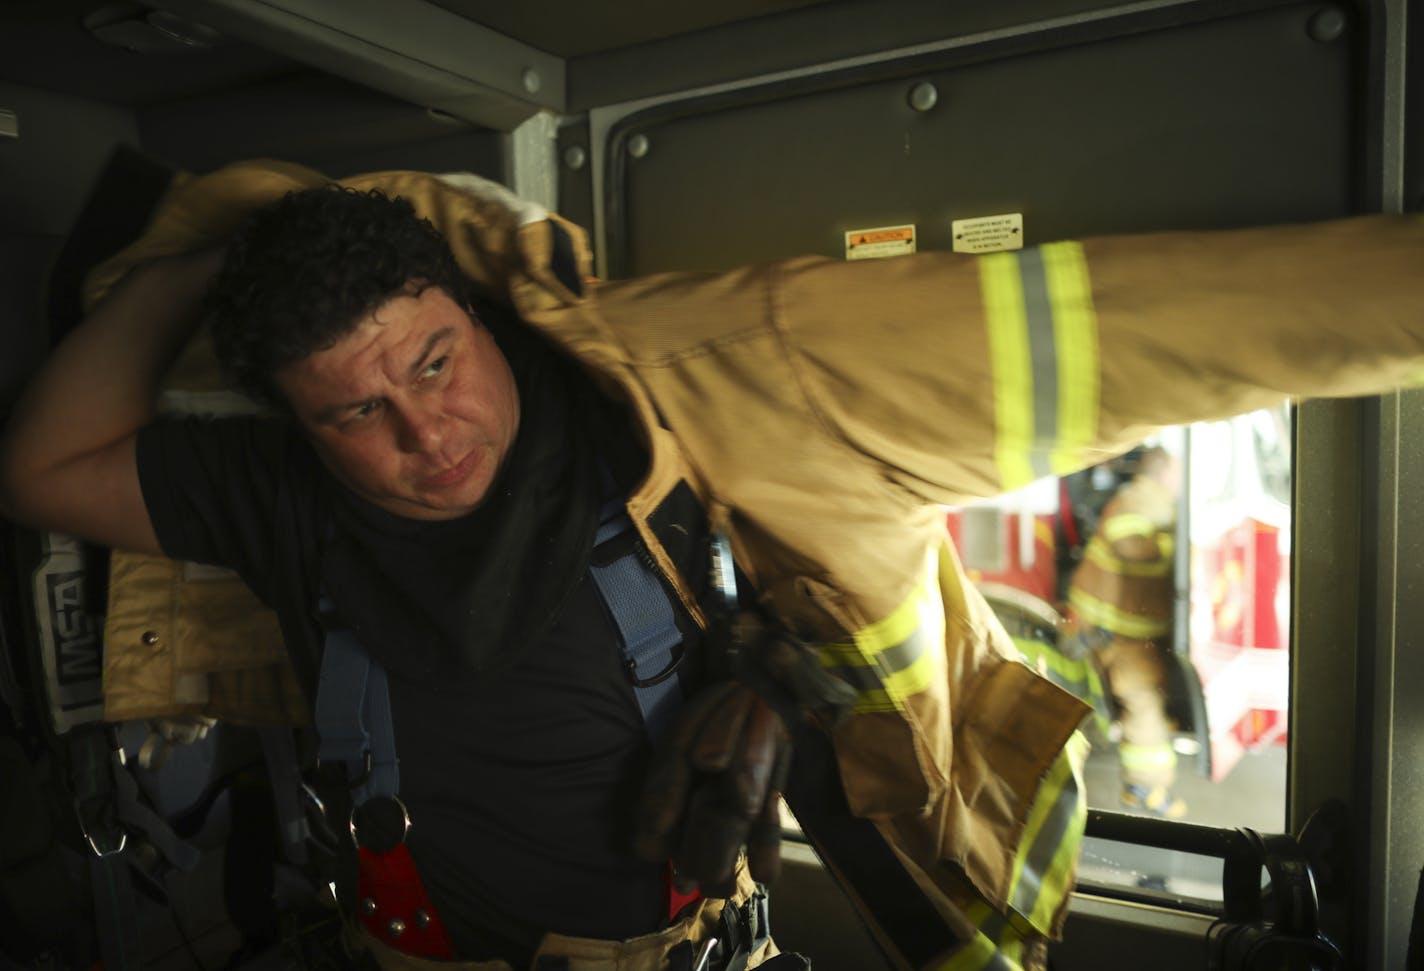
70,726 -> 144,971
257,725 -> 310,866
698,530 -> 963,969
783,720 -> 965,970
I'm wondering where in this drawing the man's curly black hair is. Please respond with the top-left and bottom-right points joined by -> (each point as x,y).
205,185 -> 470,409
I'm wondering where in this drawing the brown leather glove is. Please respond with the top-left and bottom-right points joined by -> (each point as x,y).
634,681 -> 791,898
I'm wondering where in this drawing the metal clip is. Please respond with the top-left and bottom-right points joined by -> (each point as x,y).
709,530 -> 738,612
692,937 -> 720,971
80,821 -> 127,858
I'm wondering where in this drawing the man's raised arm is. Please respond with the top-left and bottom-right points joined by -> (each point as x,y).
0,249 -> 222,555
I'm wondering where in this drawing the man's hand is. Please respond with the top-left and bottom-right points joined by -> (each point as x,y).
634,681 -> 791,899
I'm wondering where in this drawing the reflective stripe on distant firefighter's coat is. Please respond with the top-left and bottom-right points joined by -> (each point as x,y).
980,242 -> 1100,491
1069,526 -> 1174,639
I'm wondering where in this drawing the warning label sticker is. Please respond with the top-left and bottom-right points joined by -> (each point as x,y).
845,224 -> 916,261
952,213 -> 1024,254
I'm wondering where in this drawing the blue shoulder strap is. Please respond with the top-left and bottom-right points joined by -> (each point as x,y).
312,489 -> 689,794
313,602 -> 399,807
589,494 -> 686,741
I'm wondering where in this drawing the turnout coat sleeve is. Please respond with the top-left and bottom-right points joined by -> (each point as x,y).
574,215 -> 1424,956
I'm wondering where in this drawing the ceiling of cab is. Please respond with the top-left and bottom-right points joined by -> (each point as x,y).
425,0 -> 840,58
0,0 -> 842,108
0,1 -> 297,105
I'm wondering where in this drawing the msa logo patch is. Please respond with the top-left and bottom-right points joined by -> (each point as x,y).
46,570 -> 100,685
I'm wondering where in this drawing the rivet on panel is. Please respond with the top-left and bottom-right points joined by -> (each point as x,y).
627,134 -> 650,159
908,82 -> 939,113
522,68 -> 542,94
388,917 -> 407,937
360,897 -> 377,915
414,909 -> 431,928
141,630 -> 160,646
563,145 -> 587,171
1307,8 -> 1345,43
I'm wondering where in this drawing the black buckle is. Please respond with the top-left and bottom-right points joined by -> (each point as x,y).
77,805 -> 127,858
72,736 -> 128,858
316,750 -> 373,790
714,886 -> 769,971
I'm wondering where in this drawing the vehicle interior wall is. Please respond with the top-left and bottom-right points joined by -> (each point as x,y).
598,2 -> 1357,279
0,81 -> 135,407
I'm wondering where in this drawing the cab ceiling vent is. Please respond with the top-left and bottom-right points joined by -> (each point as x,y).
83,2 -> 223,53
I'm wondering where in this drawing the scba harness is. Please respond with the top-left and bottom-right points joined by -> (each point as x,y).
305,492 -> 775,969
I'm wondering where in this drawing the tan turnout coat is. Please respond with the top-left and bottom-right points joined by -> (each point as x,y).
88,161 -> 1424,970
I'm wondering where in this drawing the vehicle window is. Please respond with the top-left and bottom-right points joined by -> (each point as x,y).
947,408 -> 1292,902
779,408 -> 1292,905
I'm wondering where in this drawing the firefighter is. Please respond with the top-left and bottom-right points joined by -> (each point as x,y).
1063,446 -> 1187,817
5,157 -> 1424,971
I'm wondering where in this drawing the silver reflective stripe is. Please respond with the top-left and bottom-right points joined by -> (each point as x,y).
1008,733 -> 1088,929
1018,247 -> 1058,480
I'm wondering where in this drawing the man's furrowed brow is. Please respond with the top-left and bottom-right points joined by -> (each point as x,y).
409,327 -> 455,379
312,396 -> 375,425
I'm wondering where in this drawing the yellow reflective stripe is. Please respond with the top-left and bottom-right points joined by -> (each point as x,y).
1119,741 -> 1178,773
981,243 -> 1100,490
1067,587 -> 1172,639
933,900 -> 1025,971
1008,732 -> 1089,931
815,551 -> 944,713
934,932 -> 1001,971
1018,637 -> 1112,735
1100,512 -> 1157,543
981,252 -> 1035,490
1083,656 -> 1112,736
1041,241 -> 1099,475
1083,537 -> 1174,577
1014,638 -> 1090,693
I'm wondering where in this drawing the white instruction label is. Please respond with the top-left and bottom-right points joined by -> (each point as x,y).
845,224 -> 916,261
952,213 -> 1023,254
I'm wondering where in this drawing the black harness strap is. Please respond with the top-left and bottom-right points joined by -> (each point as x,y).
704,531 -> 966,970
70,726 -> 144,971
782,718 -> 965,970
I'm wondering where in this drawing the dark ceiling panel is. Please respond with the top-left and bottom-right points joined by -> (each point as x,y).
426,0 -> 840,57
0,2 -> 296,107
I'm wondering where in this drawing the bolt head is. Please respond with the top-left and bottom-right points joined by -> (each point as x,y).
908,81 -> 939,112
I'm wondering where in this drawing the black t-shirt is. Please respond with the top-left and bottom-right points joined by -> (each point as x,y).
135,415 -> 691,962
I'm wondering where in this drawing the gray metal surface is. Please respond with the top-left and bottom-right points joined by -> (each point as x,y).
1358,388 -> 1424,971
148,0 -> 564,130
598,2 -> 1355,278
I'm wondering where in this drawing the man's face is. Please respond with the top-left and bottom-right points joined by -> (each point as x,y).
276,286 -> 521,521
